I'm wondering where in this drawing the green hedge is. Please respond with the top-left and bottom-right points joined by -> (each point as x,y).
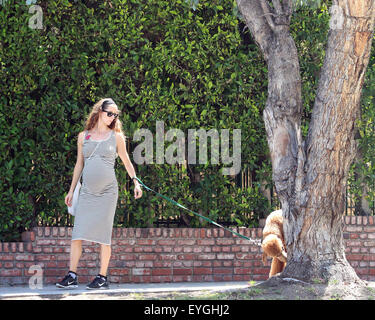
0,0 -> 374,241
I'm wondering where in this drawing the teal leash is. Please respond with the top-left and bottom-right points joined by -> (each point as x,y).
133,176 -> 262,246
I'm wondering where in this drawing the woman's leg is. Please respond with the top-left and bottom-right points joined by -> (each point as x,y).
69,240 -> 82,272
99,244 -> 111,276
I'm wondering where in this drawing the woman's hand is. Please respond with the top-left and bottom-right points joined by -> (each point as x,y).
134,184 -> 142,199
65,190 -> 74,207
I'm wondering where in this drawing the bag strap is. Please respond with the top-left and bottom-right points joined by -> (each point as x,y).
87,140 -> 102,161
77,137 -> 103,183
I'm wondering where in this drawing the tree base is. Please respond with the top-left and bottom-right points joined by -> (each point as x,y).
255,275 -> 372,300
279,258 -> 365,286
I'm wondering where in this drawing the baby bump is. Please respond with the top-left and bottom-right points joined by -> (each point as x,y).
82,158 -> 116,194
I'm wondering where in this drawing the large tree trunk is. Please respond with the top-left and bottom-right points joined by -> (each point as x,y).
236,0 -> 375,283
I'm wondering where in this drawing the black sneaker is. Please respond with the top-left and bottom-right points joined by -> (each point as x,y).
86,274 -> 109,290
55,272 -> 78,289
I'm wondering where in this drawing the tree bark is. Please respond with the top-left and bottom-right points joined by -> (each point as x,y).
237,0 -> 375,283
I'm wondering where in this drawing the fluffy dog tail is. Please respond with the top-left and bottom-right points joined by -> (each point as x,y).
262,252 -> 268,265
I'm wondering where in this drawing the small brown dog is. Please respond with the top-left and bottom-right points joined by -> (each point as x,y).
261,209 -> 287,278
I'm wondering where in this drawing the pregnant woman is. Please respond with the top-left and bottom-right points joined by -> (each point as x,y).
56,98 -> 142,290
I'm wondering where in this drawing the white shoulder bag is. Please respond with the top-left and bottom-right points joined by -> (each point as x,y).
67,139 -> 102,216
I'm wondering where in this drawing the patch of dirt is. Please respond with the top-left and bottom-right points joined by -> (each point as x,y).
224,277 -> 375,300
149,277 -> 375,300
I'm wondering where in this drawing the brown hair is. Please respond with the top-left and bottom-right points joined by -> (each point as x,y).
84,98 -> 128,141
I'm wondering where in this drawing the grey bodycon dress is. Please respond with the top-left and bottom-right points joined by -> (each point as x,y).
72,129 -> 119,245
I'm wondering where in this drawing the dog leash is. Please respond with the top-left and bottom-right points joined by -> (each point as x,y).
132,176 -> 262,246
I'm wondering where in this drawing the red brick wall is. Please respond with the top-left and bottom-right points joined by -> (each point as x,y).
0,216 -> 374,286
343,216 -> 375,280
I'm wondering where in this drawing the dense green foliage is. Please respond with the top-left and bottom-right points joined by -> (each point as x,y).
0,0 -> 373,241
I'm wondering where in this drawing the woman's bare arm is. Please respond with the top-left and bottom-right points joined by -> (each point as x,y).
68,131 -> 85,193
115,132 -> 140,187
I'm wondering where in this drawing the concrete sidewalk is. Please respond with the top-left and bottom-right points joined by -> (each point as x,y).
0,281 -> 252,300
